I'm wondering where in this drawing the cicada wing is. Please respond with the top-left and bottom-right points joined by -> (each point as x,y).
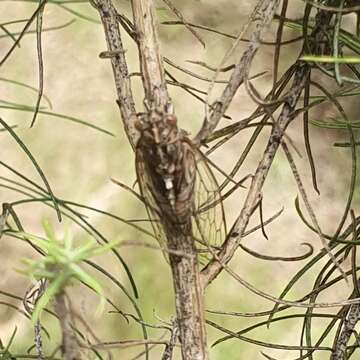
192,150 -> 227,263
135,149 -> 170,262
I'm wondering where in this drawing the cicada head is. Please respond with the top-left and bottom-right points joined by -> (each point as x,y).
135,107 -> 195,219
135,109 -> 182,174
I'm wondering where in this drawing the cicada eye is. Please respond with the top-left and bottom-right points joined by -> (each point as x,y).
135,119 -> 144,131
166,115 -> 177,127
167,143 -> 176,154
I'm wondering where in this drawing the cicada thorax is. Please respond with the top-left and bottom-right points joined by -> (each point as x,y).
136,110 -> 196,226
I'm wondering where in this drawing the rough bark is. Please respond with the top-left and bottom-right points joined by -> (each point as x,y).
167,225 -> 208,360
91,0 -> 138,148
54,291 -> 83,360
130,1 -> 209,359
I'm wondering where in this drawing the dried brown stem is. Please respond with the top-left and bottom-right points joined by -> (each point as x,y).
161,0 -> 205,47
34,320 -> 44,360
54,291 -> 83,360
131,0 -> 169,107
90,0 -> 138,148
166,229 -> 208,360
201,63 -> 309,287
194,0 -> 280,144
161,321 -> 179,360
281,141 -> 347,281
130,1 -> 208,359
201,3 -> 336,288
92,339 -> 172,349
93,0 -> 207,360
331,285 -> 360,360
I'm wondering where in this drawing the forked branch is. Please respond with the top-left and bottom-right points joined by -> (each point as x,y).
201,63 -> 309,287
201,6 -> 336,287
194,0 -> 280,144
94,1 -> 208,359
131,1 -> 208,359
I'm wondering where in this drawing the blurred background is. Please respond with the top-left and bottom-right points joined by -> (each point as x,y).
0,0 -> 359,359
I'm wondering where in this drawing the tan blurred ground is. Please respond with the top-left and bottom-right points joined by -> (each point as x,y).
0,1 -> 359,359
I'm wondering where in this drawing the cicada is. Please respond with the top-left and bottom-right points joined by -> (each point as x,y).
135,106 -> 226,262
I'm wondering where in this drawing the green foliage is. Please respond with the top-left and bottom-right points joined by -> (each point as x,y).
0,327 -> 17,359
17,220 -> 120,323
301,55 -> 360,64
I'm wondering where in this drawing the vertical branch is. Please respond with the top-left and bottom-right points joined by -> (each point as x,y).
131,0 -> 169,107
54,291 -> 83,360
91,0 -> 138,148
131,1 -> 208,359
166,227 -> 208,360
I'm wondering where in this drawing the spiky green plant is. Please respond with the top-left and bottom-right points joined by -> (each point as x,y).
17,220 -> 119,323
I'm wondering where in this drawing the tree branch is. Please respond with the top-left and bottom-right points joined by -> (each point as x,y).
194,0 -> 280,144
131,0 -> 170,107
200,62 -> 309,287
54,291 -> 83,360
201,5 -> 336,288
91,0 -> 138,148
130,2 -> 208,359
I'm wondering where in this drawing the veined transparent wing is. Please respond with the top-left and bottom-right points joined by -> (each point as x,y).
192,150 -> 227,263
136,146 -> 227,263
135,148 -> 170,260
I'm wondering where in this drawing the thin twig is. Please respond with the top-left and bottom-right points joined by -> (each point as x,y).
201,63 -> 309,287
194,0 -> 280,144
30,3 -> 46,127
161,0 -> 205,47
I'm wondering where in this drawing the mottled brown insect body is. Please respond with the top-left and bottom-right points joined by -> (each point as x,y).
135,108 -> 196,225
